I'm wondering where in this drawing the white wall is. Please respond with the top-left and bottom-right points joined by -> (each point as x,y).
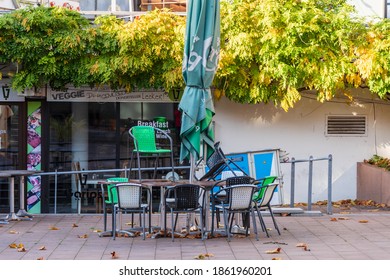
348,0 -> 385,18
213,90 -> 390,204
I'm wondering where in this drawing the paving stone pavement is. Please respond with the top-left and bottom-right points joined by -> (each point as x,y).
1,210 -> 390,260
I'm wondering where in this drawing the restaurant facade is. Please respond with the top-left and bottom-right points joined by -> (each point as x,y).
1,0 -> 390,215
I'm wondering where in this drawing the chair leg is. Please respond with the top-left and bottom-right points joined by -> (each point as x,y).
268,205 -> 281,235
142,208 -> 146,240
171,209 -> 175,242
129,151 -> 135,179
251,209 -> 259,241
170,151 -> 174,180
256,206 -> 269,237
164,206 -> 168,237
229,213 -> 235,234
111,204 -> 116,238
103,202 -> 107,232
211,206 -> 215,237
113,207 -> 117,240
222,208 -> 230,242
153,154 -> 159,179
136,151 -> 142,180
199,209 -> 204,240
148,205 -> 152,233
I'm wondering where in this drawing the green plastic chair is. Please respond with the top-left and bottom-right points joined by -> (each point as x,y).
101,177 -> 128,233
252,176 -> 278,202
129,126 -> 174,180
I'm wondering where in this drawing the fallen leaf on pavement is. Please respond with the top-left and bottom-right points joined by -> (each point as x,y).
78,234 -> 88,239
265,248 -> 281,254
111,251 -> 118,259
296,243 -> 310,251
37,257 -> 44,260
9,243 -> 18,249
8,230 -> 19,234
359,220 -> 369,223
195,254 -> 205,260
92,229 -> 102,233
39,246 -> 46,250
49,226 -> 59,230
194,253 -> 214,260
339,212 -> 351,215
272,258 -> 282,260
330,218 -> 338,222
72,224 -> 78,227
17,243 -> 24,249
338,217 -> 350,220
17,247 -> 26,252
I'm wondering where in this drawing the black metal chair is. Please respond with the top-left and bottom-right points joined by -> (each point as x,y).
164,184 -> 205,241
253,183 -> 281,237
213,184 -> 258,241
197,142 -> 248,181
210,175 -> 255,236
112,183 -> 151,240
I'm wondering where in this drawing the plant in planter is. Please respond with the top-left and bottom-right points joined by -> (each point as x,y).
364,155 -> 390,171
358,155 -> 390,205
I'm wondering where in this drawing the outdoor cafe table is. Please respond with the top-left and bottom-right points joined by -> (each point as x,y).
0,170 -> 40,222
96,178 -> 216,239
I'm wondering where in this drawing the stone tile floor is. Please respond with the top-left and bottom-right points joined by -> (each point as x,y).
1,209 -> 390,260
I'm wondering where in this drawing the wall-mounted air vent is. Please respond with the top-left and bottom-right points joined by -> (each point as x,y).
326,115 -> 367,136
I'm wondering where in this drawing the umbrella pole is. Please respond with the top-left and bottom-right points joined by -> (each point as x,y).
189,153 -> 194,183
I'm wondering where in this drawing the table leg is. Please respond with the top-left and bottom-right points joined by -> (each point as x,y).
5,177 -> 19,221
16,176 -> 33,219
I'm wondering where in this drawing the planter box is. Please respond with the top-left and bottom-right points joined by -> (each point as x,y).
357,162 -> 390,204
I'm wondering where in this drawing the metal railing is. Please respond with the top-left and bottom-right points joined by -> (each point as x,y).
282,154 -> 333,214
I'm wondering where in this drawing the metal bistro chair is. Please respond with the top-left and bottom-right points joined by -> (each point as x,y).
213,184 -> 258,241
129,126 -> 174,180
101,177 -> 128,233
210,174 -> 254,236
197,142 -> 248,181
253,183 -> 281,237
164,184 -> 205,242
112,183 -> 151,240
252,175 -> 278,202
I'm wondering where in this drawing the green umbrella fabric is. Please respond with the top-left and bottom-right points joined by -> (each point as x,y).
179,0 -> 220,163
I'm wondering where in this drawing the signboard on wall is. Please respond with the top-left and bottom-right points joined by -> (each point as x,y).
0,80 -> 25,102
47,86 -> 180,103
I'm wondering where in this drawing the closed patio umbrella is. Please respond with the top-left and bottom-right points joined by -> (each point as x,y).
179,0 -> 220,181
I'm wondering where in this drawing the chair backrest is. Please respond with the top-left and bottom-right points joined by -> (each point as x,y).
257,183 -> 279,207
115,183 -> 143,209
107,177 -> 128,203
252,176 -> 278,202
221,170 -> 244,180
170,184 -> 201,211
226,184 -> 256,210
226,175 -> 253,186
129,126 -> 157,151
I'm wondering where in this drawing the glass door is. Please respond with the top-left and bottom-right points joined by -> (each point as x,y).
0,104 -> 21,213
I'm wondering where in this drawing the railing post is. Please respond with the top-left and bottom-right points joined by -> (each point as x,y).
327,154 -> 333,214
54,169 -> 58,214
308,156 -> 313,211
290,157 -> 295,208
